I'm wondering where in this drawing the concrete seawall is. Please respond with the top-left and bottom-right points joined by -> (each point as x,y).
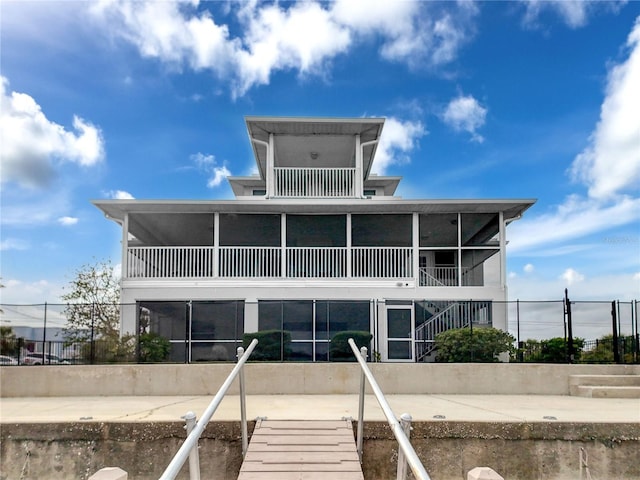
3,363 -> 639,397
2,420 -> 638,480
2,363 -> 639,479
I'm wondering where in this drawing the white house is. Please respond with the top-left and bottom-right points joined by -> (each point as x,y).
93,116 -> 535,363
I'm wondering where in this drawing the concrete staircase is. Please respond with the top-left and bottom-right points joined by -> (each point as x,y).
569,374 -> 640,398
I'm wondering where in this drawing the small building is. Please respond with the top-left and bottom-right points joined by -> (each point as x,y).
93,116 -> 535,362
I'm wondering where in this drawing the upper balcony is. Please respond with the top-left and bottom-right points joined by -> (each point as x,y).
227,116 -> 389,199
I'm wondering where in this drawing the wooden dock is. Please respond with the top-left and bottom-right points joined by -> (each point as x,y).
237,419 -> 364,480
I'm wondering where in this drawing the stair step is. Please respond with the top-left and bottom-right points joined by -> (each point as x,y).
569,374 -> 640,387
571,385 -> 640,399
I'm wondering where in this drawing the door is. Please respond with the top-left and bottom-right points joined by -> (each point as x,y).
384,305 -> 414,362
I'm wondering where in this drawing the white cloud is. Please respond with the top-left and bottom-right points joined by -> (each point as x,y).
442,94 -> 487,143
570,17 -> 640,201
560,268 -> 585,285
508,195 -> 640,253
89,1 -> 477,97
372,117 -> 426,175
524,263 -> 535,273
510,18 -> 640,256
0,77 -> 105,189
57,216 -> 79,226
191,152 -> 231,188
522,0 -> 590,28
107,190 -> 135,200
0,238 -> 29,251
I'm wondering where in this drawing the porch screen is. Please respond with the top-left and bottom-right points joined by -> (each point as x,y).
138,300 -> 244,363
258,300 -> 371,361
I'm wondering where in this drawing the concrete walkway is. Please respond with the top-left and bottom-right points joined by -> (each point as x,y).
1,394 -> 638,424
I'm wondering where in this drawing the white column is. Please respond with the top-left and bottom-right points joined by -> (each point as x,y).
355,134 -> 362,197
213,212 -> 220,278
499,211 -> 506,291
457,213 -> 462,287
346,213 -> 352,278
281,213 -> 287,278
121,213 -> 129,279
412,213 -> 419,280
267,133 -> 275,197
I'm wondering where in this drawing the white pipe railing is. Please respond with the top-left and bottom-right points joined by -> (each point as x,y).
219,247 -> 281,277
274,167 -> 356,197
158,339 -> 258,480
348,339 -> 431,480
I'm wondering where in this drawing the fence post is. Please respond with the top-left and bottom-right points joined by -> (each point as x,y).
238,346 -> 249,458
182,411 -> 200,480
611,300 -> 620,364
396,413 -> 412,480
356,346 -> 367,463
565,289 -> 574,364
42,302 -> 47,362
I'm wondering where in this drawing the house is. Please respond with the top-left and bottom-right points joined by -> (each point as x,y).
93,116 -> 535,363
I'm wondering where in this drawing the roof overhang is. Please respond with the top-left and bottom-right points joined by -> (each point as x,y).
245,116 -> 385,179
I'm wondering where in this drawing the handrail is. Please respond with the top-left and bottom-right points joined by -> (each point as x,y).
348,338 -> 431,480
159,338 -> 259,480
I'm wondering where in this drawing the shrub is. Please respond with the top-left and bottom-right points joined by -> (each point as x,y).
329,331 -> 373,361
435,327 -> 516,363
520,337 -> 584,363
243,330 -> 291,361
138,332 -> 171,363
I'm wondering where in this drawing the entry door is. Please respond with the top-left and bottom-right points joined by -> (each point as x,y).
385,305 -> 414,362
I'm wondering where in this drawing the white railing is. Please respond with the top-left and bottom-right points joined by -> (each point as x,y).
352,247 -> 413,278
349,339 -> 431,480
286,247 -> 347,277
274,167 -> 356,197
219,247 -> 281,277
126,246 -> 414,279
159,339 -> 258,480
127,246 -> 215,278
419,266 -> 470,286
414,301 -> 492,361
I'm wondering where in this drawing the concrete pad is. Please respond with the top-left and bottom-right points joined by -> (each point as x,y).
1,394 -> 638,424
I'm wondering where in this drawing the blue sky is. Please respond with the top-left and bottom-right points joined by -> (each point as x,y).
1,0 -> 639,313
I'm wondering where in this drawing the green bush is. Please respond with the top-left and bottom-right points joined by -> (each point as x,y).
520,337 -> 584,363
243,330 -> 291,361
138,332 -> 171,363
329,331 -> 372,361
435,327 -> 515,363
581,335 -> 635,364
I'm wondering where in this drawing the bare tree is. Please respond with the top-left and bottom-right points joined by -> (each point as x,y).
62,259 -> 121,343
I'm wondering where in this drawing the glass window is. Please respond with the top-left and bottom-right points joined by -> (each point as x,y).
388,340 -> 412,360
283,301 -> 313,340
258,301 -> 283,331
191,342 -> 237,362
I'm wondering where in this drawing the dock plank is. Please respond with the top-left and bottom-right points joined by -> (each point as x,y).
237,420 -> 364,480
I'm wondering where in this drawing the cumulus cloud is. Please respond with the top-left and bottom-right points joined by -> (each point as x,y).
509,18 -> 640,255
191,152 -> 231,188
107,190 -> 135,200
524,263 -> 535,273
0,77 -> 105,189
89,1 -> 477,97
57,216 -> 79,226
569,17 -> 640,200
520,0 -> 625,29
442,94 -> 487,143
372,117 -> 426,174
560,268 -> 585,285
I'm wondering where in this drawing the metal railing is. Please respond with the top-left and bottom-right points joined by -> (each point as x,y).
348,338 -> 431,480
158,338 -> 258,480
